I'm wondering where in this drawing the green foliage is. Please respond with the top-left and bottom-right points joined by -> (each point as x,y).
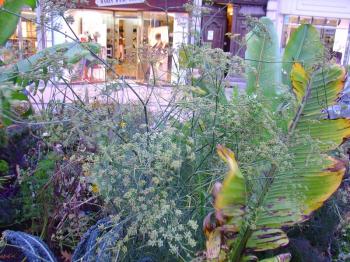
201,18 -> 348,262
246,17 -> 282,103
17,153 -> 57,231
87,129 -> 199,259
23,20 -> 299,260
329,181 -> 350,261
282,24 -> 324,87
178,44 -> 241,104
0,82 -> 30,126
335,222 -> 350,261
0,0 -> 36,46
215,94 -> 292,174
0,159 -> 9,173
1,6 -> 347,262
0,159 -> 9,189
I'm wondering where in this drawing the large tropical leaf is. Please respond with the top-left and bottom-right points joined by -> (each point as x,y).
203,18 -> 348,259
256,63 -> 347,226
203,146 -> 246,261
245,17 -> 281,108
215,145 -> 246,218
282,24 -> 324,87
0,0 -> 36,45
203,62 -> 347,261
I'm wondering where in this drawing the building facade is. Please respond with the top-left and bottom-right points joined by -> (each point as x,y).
58,0 -> 269,82
200,0 -> 268,56
5,0 -> 350,83
48,0 -> 190,82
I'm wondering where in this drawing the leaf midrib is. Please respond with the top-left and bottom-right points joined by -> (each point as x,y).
229,71 -> 313,262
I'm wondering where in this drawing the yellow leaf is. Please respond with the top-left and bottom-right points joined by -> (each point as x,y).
215,145 -> 246,218
91,184 -> 99,193
216,145 -> 239,177
304,157 -> 345,213
291,63 -> 309,103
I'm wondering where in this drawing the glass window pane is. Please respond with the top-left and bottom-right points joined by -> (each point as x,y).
6,10 -> 37,61
300,16 -> 312,24
326,18 -> 339,27
289,15 -> 298,24
313,17 -> 326,26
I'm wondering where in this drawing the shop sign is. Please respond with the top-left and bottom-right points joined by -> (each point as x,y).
95,0 -> 145,6
207,30 -> 214,41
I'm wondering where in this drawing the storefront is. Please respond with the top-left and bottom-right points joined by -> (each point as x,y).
270,0 -> 350,65
52,0 -> 189,83
3,8 -> 37,62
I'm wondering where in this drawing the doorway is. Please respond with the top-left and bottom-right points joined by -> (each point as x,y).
113,13 -> 141,79
201,5 -> 227,49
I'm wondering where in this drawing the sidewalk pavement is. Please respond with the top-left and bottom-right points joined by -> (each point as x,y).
28,79 -> 238,112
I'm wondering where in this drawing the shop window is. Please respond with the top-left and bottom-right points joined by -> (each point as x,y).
143,12 -> 174,47
66,10 -> 112,82
113,13 -> 141,80
326,18 -> 339,27
299,16 -> 312,24
312,17 -> 326,26
59,9 -> 186,83
5,8 -> 37,62
141,12 -> 175,83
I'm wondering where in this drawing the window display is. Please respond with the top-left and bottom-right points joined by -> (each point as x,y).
65,10 -> 111,82
5,9 -> 37,62
142,12 -> 174,83
59,9 -> 185,83
113,14 -> 141,79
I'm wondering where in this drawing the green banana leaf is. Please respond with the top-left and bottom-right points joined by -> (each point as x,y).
282,24 -> 324,87
203,62 -> 347,261
245,17 -> 281,109
0,0 -> 36,46
203,19 -> 347,261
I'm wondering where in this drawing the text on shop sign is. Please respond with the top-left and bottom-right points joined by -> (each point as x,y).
95,0 -> 145,6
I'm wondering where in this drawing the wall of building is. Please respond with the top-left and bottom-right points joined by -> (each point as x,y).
280,0 -> 350,19
267,0 -> 350,38
78,0 -> 188,11
266,0 -> 350,65
266,0 -> 283,44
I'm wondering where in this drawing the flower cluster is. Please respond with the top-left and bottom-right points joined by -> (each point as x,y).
88,128 -> 199,259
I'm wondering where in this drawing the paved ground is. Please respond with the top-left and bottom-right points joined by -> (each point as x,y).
28,80 -> 237,112
28,78 -> 350,120
29,80 -> 171,111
